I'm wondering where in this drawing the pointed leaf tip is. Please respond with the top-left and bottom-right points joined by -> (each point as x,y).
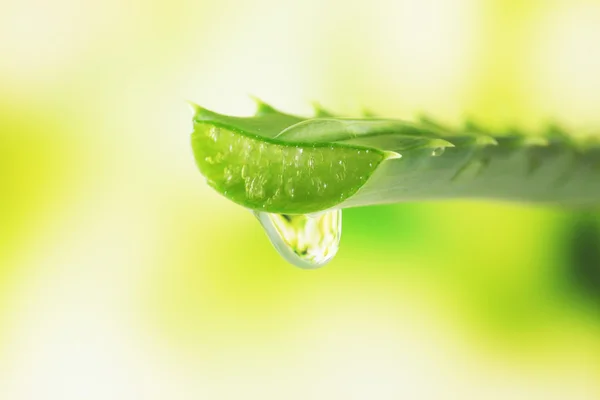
418,114 -> 453,133
311,102 -> 333,117
249,95 -> 277,115
429,138 -> 456,149
522,136 -> 549,147
186,100 -> 202,115
384,151 -> 402,160
475,135 -> 498,146
361,108 -> 377,118
463,118 -> 490,134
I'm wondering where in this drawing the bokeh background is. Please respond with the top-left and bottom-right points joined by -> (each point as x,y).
2,0 -> 600,398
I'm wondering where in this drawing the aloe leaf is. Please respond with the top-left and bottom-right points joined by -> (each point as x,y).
342,136 -> 600,209
190,103 -> 387,214
190,102 -> 600,213
189,101 -> 600,268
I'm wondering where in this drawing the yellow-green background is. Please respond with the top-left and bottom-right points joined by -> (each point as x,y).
2,0 -> 600,398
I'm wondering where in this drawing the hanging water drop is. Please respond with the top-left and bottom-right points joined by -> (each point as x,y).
253,209 -> 342,269
431,147 -> 445,156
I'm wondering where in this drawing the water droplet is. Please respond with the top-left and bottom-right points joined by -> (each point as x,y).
308,157 -> 315,168
208,127 -> 220,142
285,178 -> 295,197
244,142 -> 252,156
241,165 -> 249,178
207,152 -> 224,164
253,209 -> 342,269
245,177 -> 265,199
223,167 -> 234,184
431,147 -> 445,157
314,178 -> 324,194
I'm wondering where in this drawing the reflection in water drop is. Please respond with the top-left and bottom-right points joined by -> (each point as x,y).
254,209 -> 342,269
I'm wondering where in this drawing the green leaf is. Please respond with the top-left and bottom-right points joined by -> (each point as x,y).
190,102 -> 600,213
190,104 -> 386,214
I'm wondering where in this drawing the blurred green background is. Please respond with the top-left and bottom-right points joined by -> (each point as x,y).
2,0 -> 600,398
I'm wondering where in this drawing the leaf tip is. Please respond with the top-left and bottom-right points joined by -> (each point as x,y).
186,100 -> 202,115
522,136 -> 550,147
475,135 -> 498,147
432,138 -> 456,148
311,102 -> 333,117
361,108 -> 377,118
418,114 -> 450,132
249,95 -> 277,115
463,118 -> 490,134
383,151 -> 402,160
